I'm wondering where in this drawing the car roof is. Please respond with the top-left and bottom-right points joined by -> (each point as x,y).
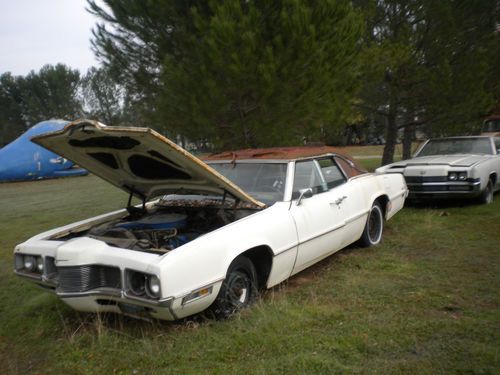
203,146 -> 352,161
202,146 -> 368,178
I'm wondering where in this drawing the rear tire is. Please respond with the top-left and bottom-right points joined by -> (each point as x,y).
479,179 -> 494,205
209,256 -> 258,319
359,202 -> 384,247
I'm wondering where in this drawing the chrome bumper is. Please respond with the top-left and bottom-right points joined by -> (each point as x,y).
406,179 -> 481,198
14,269 -> 177,320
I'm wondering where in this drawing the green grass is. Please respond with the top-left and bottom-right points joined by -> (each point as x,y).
1,166 -> 499,374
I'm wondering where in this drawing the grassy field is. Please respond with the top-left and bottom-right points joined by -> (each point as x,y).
0,159 -> 499,374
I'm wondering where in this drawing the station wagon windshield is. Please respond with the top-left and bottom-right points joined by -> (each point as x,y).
483,119 -> 500,132
417,138 -> 493,156
209,162 -> 287,204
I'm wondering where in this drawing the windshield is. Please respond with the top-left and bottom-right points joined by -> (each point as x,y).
417,138 -> 493,156
483,119 -> 500,132
209,162 -> 287,204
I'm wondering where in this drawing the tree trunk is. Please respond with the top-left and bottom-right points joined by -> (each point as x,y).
382,98 -> 398,166
402,124 -> 413,160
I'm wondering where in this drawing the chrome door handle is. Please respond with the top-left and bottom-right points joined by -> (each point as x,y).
332,196 -> 347,206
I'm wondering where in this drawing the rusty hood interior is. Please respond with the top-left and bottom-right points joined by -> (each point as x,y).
31,119 -> 265,207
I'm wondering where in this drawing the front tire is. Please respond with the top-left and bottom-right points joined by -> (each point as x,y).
209,256 -> 258,319
359,201 -> 384,247
479,179 -> 494,205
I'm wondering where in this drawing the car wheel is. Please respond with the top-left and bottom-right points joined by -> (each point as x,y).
479,179 -> 494,205
209,256 -> 258,319
359,201 -> 384,247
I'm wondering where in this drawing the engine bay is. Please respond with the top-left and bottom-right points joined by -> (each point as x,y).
53,199 -> 258,254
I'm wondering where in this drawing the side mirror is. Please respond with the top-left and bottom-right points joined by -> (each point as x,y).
296,188 -> 313,206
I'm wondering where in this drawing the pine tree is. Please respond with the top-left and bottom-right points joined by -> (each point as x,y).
88,0 -> 364,149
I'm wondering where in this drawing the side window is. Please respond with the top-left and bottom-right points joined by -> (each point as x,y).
495,138 -> 500,153
318,158 -> 346,189
292,160 -> 326,198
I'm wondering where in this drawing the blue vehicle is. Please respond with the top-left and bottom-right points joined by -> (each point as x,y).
0,120 -> 87,182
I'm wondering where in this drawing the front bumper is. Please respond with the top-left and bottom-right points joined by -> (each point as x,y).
405,178 -> 481,199
14,269 -> 177,320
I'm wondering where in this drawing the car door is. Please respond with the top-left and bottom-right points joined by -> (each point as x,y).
289,158 -> 356,274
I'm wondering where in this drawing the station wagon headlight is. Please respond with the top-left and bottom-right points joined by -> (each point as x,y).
448,172 -> 458,181
458,172 -> 467,181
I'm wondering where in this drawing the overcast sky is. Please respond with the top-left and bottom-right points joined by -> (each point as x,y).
0,0 -> 101,76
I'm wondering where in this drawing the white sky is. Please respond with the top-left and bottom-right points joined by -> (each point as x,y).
0,0 -> 101,76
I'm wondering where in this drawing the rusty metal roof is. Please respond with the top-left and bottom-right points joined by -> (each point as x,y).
203,146 -> 351,161
202,146 -> 368,178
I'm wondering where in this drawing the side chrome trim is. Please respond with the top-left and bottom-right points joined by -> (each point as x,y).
273,245 -> 298,256
298,222 -> 346,244
345,210 -> 370,225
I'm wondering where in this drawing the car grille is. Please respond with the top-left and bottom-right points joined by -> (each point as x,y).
405,176 -> 447,183
408,185 -> 448,192
58,265 -> 121,293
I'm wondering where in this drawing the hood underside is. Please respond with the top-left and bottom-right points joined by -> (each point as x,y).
31,119 -> 264,207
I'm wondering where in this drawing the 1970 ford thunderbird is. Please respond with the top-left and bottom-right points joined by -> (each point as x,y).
376,136 -> 500,203
14,120 -> 407,321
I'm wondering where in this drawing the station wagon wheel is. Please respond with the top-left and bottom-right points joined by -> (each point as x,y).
359,201 -> 384,247
479,179 -> 494,204
209,256 -> 258,319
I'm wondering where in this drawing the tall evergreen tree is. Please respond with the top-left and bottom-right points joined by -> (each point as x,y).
88,0 -> 364,149
356,0 -> 497,164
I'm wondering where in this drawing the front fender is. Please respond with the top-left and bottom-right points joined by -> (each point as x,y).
155,201 -> 298,301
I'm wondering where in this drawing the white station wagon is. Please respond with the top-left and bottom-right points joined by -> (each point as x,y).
14,120 -> 407,321
377,136 -> 500,204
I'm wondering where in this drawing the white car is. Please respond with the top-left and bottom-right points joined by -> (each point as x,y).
377,136 -> 500,203
14,120 -> 407,321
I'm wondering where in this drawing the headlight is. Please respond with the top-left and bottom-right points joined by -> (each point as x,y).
128,271 -> 147,296
146,275 -> 161,299
127,271 -> 161,299
23,255 -> 37,272
36,257 -> 44,272
448,171 -> 467,181
16,254 -> 44,274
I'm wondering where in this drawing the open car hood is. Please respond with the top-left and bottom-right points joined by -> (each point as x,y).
31,119 -> 265,207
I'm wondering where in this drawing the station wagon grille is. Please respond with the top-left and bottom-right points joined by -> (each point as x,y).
58,265 -> 121,293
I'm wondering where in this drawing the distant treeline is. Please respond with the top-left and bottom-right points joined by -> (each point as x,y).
1,0 -> 499,164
